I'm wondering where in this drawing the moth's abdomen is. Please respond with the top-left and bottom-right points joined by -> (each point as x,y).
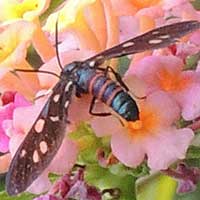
110,91 -> 139,121
89,74 -> 139,121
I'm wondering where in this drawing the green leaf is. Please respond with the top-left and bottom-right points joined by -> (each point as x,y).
27,45 -> 43,69
48,173 -> 60,183
117,56 -> 131,76
185,146 -> 200,167
0,191 -> 36,200
185,158 -> 200,168
184,52 -> 200,71
186,146 -> 200,159
85,164 -> 137,200
137,174 -> 177,200
134,172 -> 200,200
191,0 -> 200,10
176,118 -> 192,129
0,174 -> 5,192
40,0 -> 66,22
69,122 -> 110,164
109,163 -> 149,178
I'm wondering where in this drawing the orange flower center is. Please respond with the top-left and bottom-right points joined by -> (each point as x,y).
129,0 -> 161,9
157,68 -> 191,91
124,105 -> 159,139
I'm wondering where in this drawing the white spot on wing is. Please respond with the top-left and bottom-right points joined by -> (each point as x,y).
96,55 -> 103,60
53,94 -> 60,103
148,39 -> 163,44
39,141 -> 48,154
159,34 -> 170,39
35,119 -> 45,133
20,149 -> 26,158
152,31 -> 159,35
122,42 -> 134,47
89,60 -> 96,67
50,116 -> 59,122
33,150 -> 40,163
65,81 -> 73,92
64,100 -> 69,108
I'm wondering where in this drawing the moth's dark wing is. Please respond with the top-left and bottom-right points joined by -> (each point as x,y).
85,20 -> 200,65
6,80 -> 74,196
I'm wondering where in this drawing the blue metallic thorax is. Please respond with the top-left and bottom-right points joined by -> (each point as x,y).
62,61 -> 139,121
75,67 -> 97,93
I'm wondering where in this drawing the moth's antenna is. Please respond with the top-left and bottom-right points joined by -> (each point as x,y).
55,14 -> 63,70
12,69 -> 61,79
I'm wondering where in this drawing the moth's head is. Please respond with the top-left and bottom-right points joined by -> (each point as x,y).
62,61 -> 82,75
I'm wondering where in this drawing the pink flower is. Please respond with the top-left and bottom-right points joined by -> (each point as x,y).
0,91 -> 30,153
91,91 -> 194,170
128,55 -> 200,120
163,0 -> 200,20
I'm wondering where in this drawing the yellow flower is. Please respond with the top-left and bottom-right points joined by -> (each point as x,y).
0,0 -> 54,62
0,0 -> 50,21
0,20 -> 35,67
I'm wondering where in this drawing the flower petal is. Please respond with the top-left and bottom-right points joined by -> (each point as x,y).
49,138 -> 78,174
145,128 -> 194,170
145,91 -> 180,127
111,127 -> 146,167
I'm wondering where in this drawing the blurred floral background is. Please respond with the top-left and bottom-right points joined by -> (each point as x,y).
0,0 -> 200,199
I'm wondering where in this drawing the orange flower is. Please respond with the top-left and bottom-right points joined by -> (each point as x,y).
44,0 -> 119,53
0,20 -> 40,98
111,0 -> 161,16
0,153 -> 11,174
129,0 -> 161,9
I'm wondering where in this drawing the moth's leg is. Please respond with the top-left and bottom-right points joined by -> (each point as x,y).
89,97 -> 111,117
97,66 -> 129,91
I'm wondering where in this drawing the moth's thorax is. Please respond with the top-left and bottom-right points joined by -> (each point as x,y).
61,61 -> 95,87
61,61 -> 82,79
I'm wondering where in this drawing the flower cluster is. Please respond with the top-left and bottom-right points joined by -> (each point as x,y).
0,0 -> 199,198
